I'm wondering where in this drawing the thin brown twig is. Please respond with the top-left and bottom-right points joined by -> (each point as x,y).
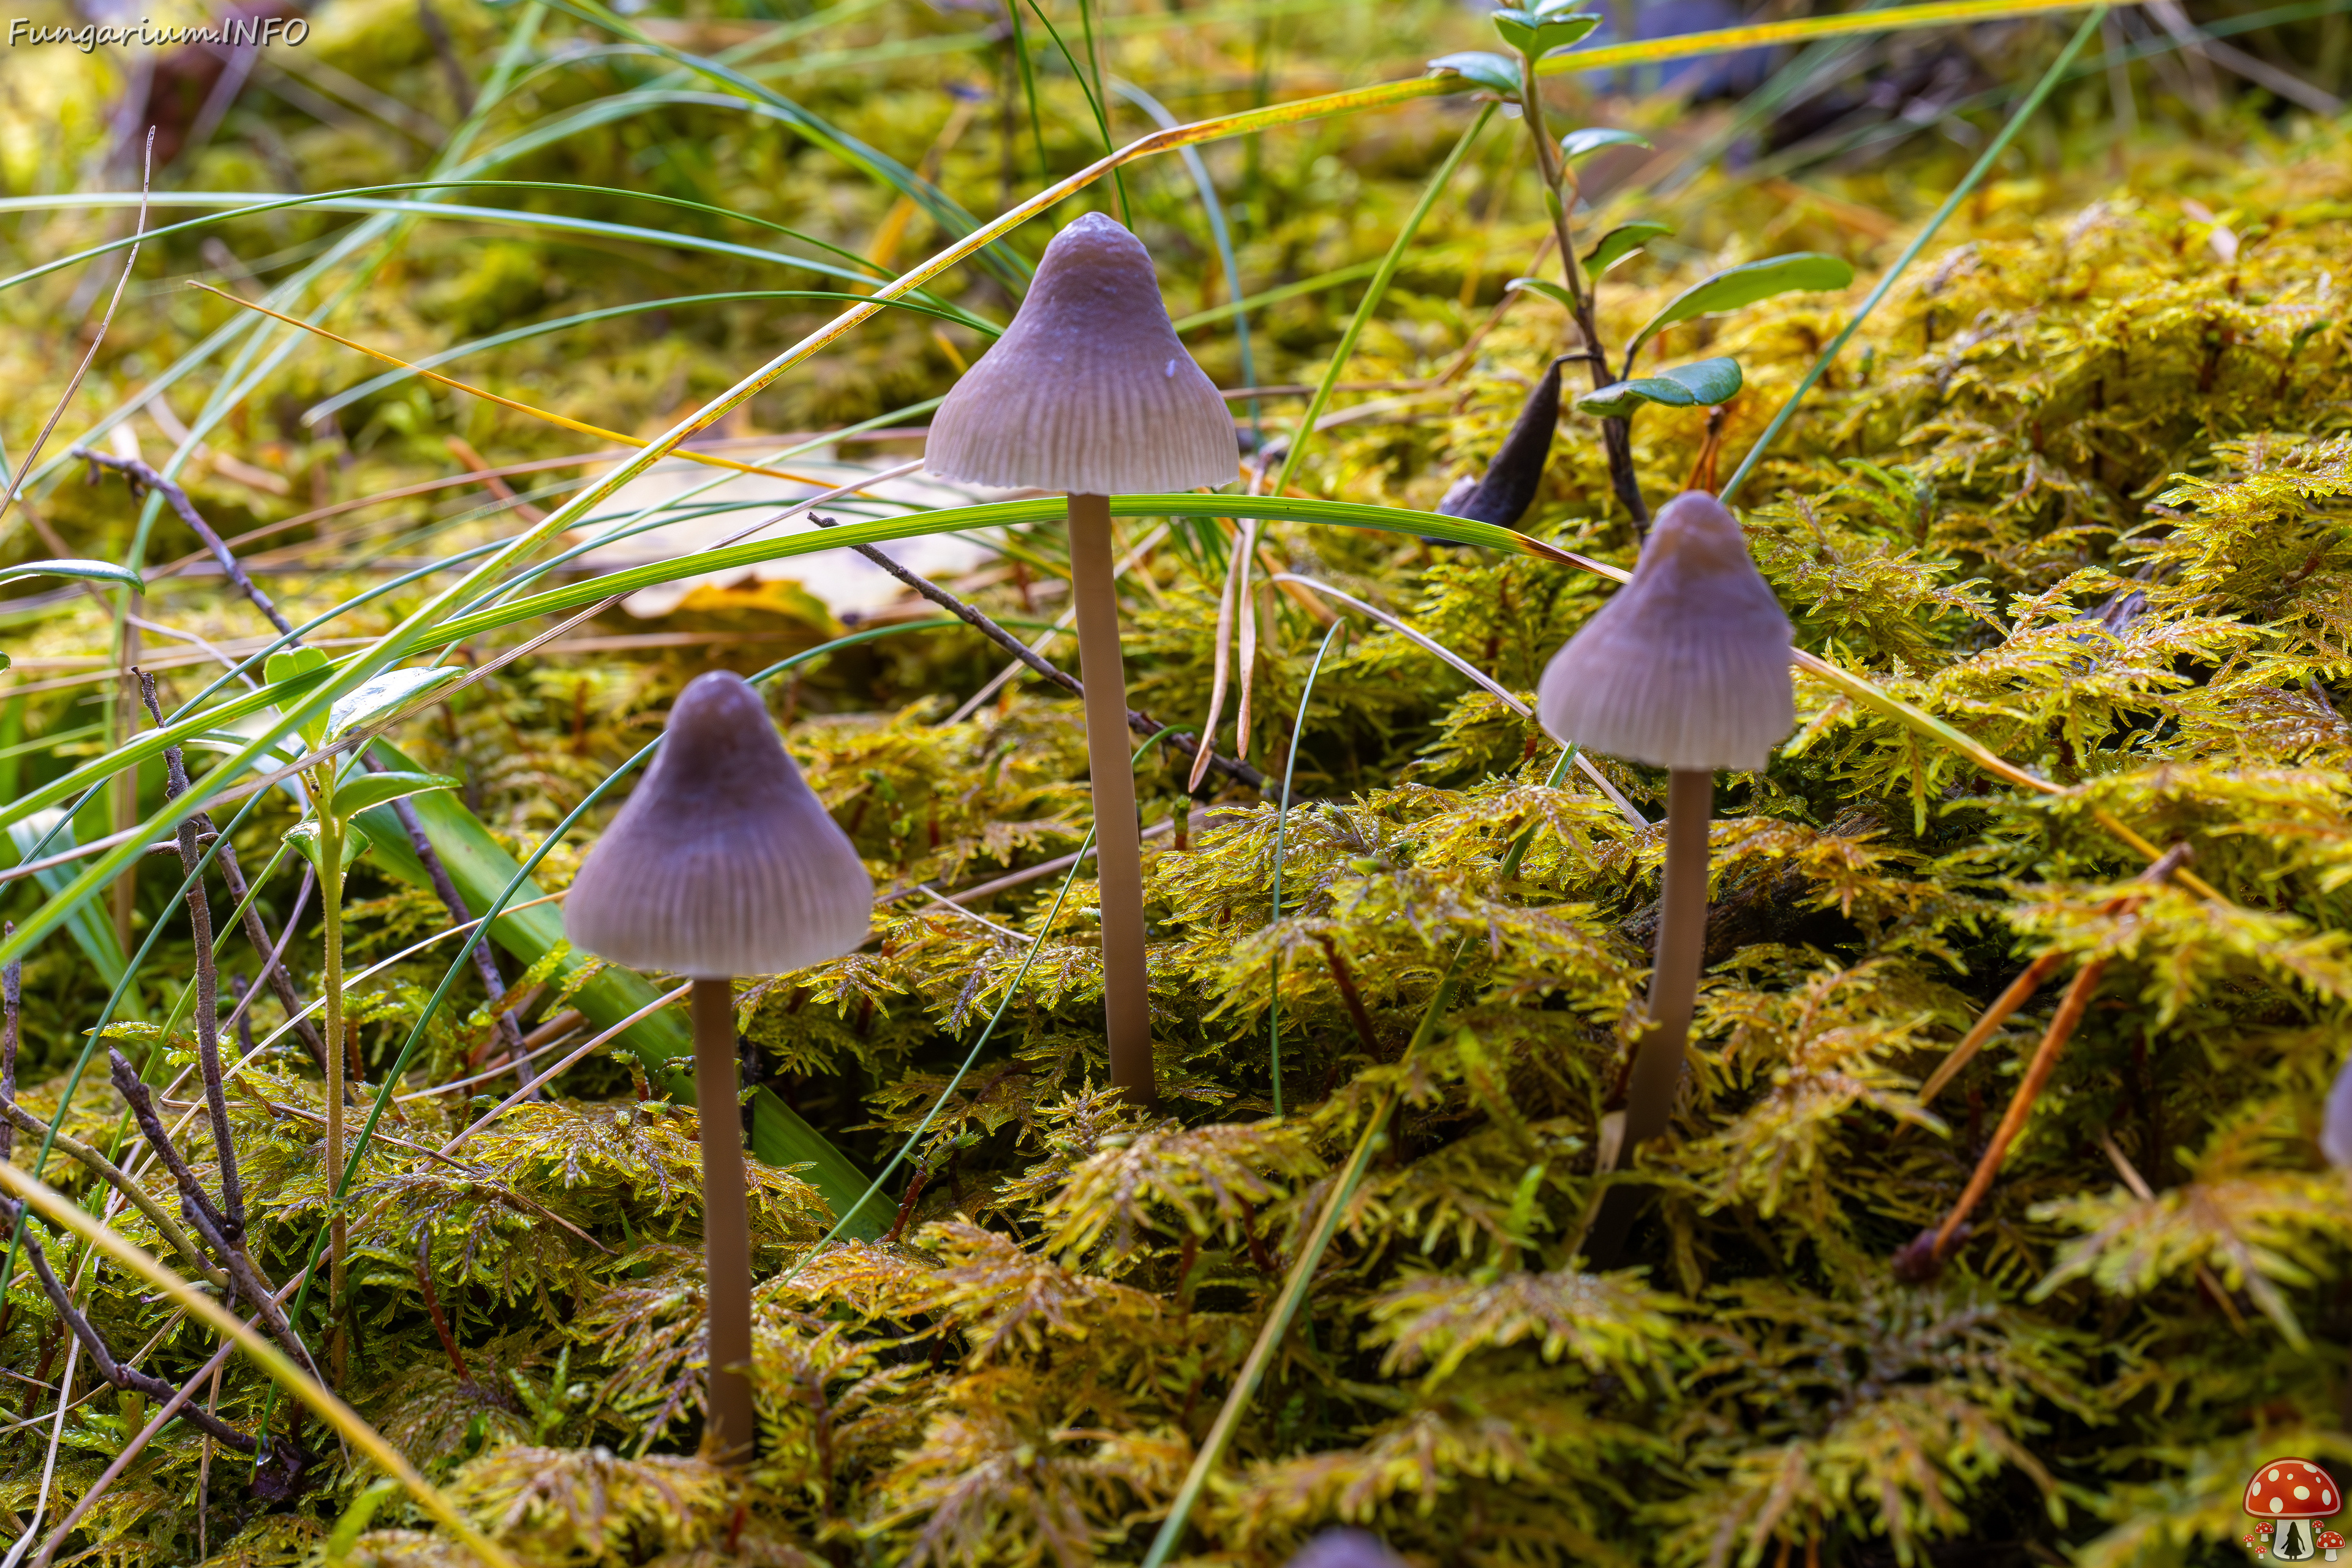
1,922 -> 18,1164
105,1049 -> 317,1376
138,671 -> 246,1240
209,840 -> 330,1071
415,1229 -> 472,1383
0,1099 -> 224,1286
1917,842 -> 2193,1108
1898,848 -> 2190,1280
1313,933 -> 1381,1056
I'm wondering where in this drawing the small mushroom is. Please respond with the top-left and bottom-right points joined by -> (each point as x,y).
2322,1052 -> 2352,1170
1536,490 -> 1792,1239
564,669 -> 873,1463
926,211 -> 1237,1109
1284,1529 -> 1406,1568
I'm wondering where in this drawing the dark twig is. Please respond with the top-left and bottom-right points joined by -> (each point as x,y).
0,1195 -> 254,1452
811,514 -> 1268,792
81,452 -> 530,1072
414,0 -> 478,118
1313,933 -> 1381,1057
2,922 -> 18,1163
228,974 -> 256,1055
138,672 -> 245,1241
107,1049 -> 316,1375
107,1047 -> 232,1255
0,1097 -> 223,1284
413,1230 -> 472,1384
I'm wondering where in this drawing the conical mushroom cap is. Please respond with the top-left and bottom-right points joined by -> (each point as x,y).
925,211 -> 1237,494
564,671 -> 873,978
1536,490 -> 1794,772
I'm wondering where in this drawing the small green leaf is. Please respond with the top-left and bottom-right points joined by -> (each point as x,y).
331,769 -> 459,820
1629,252 -> 1856,355
263,646 -> 335,750
285,816 -> 372,873
1560,126 -> 1650,163
1506,276 -> 1581,312
2290,319 -> 2332,356
1427,50 -> 1522,94
0,557 -> 143,594
1574,357 -> 1743,417
325,665 -> 464,744
1491,7 -> 1600,58
1658,356 -> 1743,404
1585,221 -> 1673,276
263,646 -> 331,687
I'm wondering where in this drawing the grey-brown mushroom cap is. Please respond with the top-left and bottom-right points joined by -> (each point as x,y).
564,671 -> 873,979
1536,490 -> 1795,772
925,211 -> 1237,495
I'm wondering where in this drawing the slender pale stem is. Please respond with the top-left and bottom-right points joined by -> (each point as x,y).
692,976 -> 756,1464
1069,493 -> 1156,1108
1581,769 -> 1712,1267
1624,769 -> 1713,1145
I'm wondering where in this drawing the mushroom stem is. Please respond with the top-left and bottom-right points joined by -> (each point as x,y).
690,977 -> 757,1464
1624,769 -> 1713,1146
1581,769 -> 1711,1267
1068,493 -> 1157,1109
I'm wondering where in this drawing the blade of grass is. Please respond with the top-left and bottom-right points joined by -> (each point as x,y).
1266,622 -> 1348,1117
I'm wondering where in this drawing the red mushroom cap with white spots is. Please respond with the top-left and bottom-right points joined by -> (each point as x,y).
2245,1458 -> 2340,1520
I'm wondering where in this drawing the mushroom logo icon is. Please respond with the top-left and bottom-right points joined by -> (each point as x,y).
2244,1459 -> 2342,1561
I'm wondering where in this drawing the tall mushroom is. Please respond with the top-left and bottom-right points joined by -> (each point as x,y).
1536,490 -> 1792,1246
564,670 -> 873,1463
925,210 -> 1237,1109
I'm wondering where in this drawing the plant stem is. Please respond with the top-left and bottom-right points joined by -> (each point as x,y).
1069,492 -> 1156,1109
692,976 -> 756,1464
1517,57 -> 1647,530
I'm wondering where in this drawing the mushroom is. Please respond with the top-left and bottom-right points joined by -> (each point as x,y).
2322,1050 -> 2352,1169
1535,489 -> 1792,1241
925,210 -> 1237,1109
2320,1529 -> 2344,1561
2243,1457 -> 2342,1562
1284,1529 -> 1406,1568
564,669 -> 873,1463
